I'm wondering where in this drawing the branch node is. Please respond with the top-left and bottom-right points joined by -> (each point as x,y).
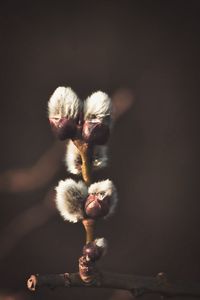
156,272 -> 169,287
63,273 -> 71,287
27,275 -> 38,291
79,255 -> 99,284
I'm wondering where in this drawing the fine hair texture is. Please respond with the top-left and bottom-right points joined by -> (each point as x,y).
48,86 -> 82,118
88,180 -> 118,217
65,140 -> 108,175
65,141 -> 82,175
84,91 -> 112,121
95,237 -> 107,249
95,238 -> 107,256
55,179 -> 87,223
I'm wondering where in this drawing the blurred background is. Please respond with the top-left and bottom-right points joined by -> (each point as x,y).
0,1 -> 200,299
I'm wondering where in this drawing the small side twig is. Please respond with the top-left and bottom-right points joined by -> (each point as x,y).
27,271 -> 200,298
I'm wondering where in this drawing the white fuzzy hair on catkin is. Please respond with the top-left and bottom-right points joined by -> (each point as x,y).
95,238 -> 107,256
95,237 -> 107,249
55,179 -> 87,223
48,86 -> 81,118
93,146 -> 108,169
65,141 -> 81,175
84,91 -> 112,121
88,180 -> 118,217
65,141 -> 108,175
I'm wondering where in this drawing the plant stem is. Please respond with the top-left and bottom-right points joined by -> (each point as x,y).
72,140 -> 95,243
72,140 -> 92,186
82,219 -> 95,243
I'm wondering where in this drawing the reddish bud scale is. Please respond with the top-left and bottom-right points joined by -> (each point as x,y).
79,256 -> 96,283
83,242 -> 103,262
82,120 -> 110,145
49,117 -> 77,140
84,194 -> 110,219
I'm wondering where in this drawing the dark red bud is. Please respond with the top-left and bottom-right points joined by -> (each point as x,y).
49,117 -> 77,140
79,256 -> 96,283
83,242 -> 103,261
84,194 -> 110,219
82,120 -> 110,145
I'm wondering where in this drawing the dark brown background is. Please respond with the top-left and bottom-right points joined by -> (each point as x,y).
0,1 -> 200,299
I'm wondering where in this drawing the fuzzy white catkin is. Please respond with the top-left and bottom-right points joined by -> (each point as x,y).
48,86 -> 82,119
95,238 -> 108,257
88,179 -> 118,217
95,238 -> 107,250
65,141 -> 81,175
65,140 -> 108,175
84,91 -> 112,121
55,179 -> 87,223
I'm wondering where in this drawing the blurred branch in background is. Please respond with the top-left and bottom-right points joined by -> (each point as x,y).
111,89 -> 134,120
0,189 -> 55,260
0,290 -> 31,300
0,141 -> 65,193
0,88 -> 134,261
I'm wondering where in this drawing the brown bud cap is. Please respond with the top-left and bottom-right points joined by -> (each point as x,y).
82,120 -> 110,145
79,255 -> 96,283
84,194 -> 110,219
49,117 -> 77,140
83,241 -> 103,262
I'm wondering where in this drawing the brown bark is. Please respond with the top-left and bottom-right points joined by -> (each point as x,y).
27,271 -> 200,298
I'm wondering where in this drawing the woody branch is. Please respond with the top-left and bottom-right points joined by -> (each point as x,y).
27,271 -> 200,298
27,87 -> 200,299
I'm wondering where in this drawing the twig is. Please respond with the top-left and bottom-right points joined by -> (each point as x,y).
27,91 -> 200,299
82,219 -> 95,243
72,140 -> 92,186
72,139 -> 95,244
27,271 -> 200,298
